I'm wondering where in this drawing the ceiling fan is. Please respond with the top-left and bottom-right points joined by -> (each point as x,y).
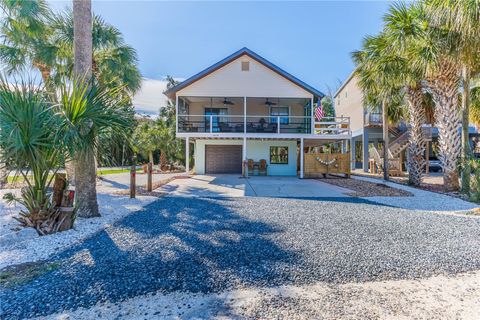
265,98 -> 277,106
222,98 -> 235,106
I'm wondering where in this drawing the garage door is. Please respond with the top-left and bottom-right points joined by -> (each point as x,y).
205,145 -> 242,174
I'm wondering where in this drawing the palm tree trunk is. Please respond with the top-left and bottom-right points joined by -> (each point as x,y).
461,64 -> 471,193
148,150 -> 154,164
73,0 -> 98,217
426,61 -> 461,191
0,159 -> 7,188
74,150 -> 99,217
65,160 -> 75,186
73,0 -> 92,80
405,85 -> 426,186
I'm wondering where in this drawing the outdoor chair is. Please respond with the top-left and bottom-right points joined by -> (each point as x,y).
247,159 -> 255,175
258,159 -> 268,176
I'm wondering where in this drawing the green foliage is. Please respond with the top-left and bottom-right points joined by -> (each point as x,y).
0,0 -> 141,97
471,86 -> 480,127
320,96 -> 335,117
56,78 -> 133,157
0,76 -> 133,231
0,79 -> 61,213
466,159 -> 480,203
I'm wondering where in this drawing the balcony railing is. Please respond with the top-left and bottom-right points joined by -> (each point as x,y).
178,115 -> 350,136
365,112 -> 383,127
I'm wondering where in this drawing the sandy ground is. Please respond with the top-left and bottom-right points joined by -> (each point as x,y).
37,270 -> 480,320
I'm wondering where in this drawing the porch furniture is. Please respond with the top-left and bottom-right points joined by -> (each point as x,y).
218,122 -> 232,132
247,159 -> 269,176
247,159 -> 254,173
258,159 -> 268,175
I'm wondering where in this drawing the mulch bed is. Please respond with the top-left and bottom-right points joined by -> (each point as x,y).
319,176 -> 413,197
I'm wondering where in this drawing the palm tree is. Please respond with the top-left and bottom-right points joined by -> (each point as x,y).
382,3 -> 432,185
0,80 -> 69,234
425,0 -> 480,192
132,121 -> 159,164
0,0 -> 58,84
383,1 -> 462,191
51,10 -> 142,96
72,0 -> 97,217
352,33 -> 407,181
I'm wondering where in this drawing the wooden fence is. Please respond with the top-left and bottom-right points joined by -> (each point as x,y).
304,153 -> 351,178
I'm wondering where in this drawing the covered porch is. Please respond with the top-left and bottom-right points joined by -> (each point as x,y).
184,137 -> 352,178
177,96 -> 350,137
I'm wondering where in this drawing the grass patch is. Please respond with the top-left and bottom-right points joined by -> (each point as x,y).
97,168 -> 142,175
0,261 -> 60,288
6,168 -> 141,182
7,175 -> 26,183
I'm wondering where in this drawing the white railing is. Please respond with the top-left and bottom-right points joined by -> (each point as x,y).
313,116 -> 350,135
178,114 -> 350,136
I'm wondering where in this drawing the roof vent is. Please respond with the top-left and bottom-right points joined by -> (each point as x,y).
241,61 -> 250,71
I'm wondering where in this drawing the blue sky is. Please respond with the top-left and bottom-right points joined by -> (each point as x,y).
50,0 -> 390,95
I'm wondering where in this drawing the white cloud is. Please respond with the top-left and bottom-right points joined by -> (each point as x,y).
132,78 -> 170,117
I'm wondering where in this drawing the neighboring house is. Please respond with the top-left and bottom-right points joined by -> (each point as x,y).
165,47 -> 351,177
335,71 -> 478,174
334,71 -> 388,172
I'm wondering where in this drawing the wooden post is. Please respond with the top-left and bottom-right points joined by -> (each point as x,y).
425,140 -> 430,176
52,173 -> 67,207
130,164 -> 136,198
147,162 -> 152,192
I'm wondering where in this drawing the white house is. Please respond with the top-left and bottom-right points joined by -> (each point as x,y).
164,48 -> 351,177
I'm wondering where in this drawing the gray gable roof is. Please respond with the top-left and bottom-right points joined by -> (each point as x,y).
164,47 -> 325,98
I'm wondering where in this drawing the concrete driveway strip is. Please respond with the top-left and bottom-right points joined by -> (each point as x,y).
156,175 -> 351,198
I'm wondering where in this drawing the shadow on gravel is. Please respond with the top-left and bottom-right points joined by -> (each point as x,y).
0,197 -> 296,319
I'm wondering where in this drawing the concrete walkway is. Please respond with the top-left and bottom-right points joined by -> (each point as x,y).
156,175 -> 351,198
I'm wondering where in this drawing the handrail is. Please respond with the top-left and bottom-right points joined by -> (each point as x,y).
177,114 -> 350,135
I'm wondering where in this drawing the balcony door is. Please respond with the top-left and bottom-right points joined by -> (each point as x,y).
205,108 -> 228,132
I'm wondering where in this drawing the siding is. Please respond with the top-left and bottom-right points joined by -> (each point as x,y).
194,139 -> 298,176
178,54 -> 313,98
335,75 -> 364,133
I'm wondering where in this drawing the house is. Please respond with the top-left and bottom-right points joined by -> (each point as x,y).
335,71 -> 389,172
335,71 -> 480,175
164,47 -> 351,177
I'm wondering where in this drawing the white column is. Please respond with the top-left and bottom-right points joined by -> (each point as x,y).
176,95 -> 179,133
242,137 -> 247,161
310,96 -> 314,134
243,96 -> 247,133
185,137 -> 190,174
243,137 -> 247,177
300,138 -> 304,178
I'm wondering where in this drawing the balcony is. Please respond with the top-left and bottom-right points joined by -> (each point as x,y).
364,112 -> 383,127
178,114 -> 350,136
176,96 -> 350,137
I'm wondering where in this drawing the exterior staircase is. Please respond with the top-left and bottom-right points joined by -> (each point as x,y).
389,130 -> 409,158
369,128 -> 410,176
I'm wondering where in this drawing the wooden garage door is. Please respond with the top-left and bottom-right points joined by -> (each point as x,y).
205,145 -> 242,174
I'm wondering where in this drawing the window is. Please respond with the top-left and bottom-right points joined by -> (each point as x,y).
270,146 -> 288,164
241,61 -> 250,71
270,106 -> 289,124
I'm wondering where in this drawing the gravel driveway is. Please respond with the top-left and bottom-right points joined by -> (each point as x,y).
2,196 -> 480,319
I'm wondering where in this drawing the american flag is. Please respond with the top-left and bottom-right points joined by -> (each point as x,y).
315,98 -> 324,121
